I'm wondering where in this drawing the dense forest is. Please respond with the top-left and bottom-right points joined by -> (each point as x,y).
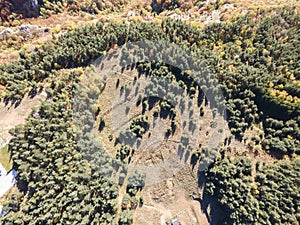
0,4 -> 299,225
204,157 -> 300,224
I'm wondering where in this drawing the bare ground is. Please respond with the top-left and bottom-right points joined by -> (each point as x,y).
95,66 -> 280,225
95,67 -> 228,225
0,93 -> 46,143
133,165 -> 218,225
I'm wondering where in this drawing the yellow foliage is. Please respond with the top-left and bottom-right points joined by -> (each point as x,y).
227,65 -> 236,72
292,80 -> 300,86
277,84 -> 284,90
278,90 -> 288,98
286,95 -> 293,102
51,25 -> 62,34
247,47 -> 256,53
268,81 -> 274,88
65,22 -> 75,31
269,87 -> 299,104
289,74 -> 295,81
44,1 -> 53,9
77,67 -> 84,75
190,21 -> 203,30
213,45 -> 220,51
262,49 -> 270,56
251,185 -> 260,195
11,20 -> 21,26
244,39 -> 253,47
293,96 -> 300,104
54,63 -> 62,70
284,71 -> 297,81
234,40 -> 242,46
267,56 -> 272,62
21,43 -> 31,52
129,16 -> 143,23
236,46 -> 242,52
230,13 -> 243,22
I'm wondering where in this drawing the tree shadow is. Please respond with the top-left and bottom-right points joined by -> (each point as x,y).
99,119 -> 105,132
196,171 -> 226,225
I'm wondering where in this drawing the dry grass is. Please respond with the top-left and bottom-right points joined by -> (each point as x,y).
221,0 -> 300,21
0,145 -> 12,171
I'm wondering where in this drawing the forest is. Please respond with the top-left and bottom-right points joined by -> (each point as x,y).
0,3 -> 299,225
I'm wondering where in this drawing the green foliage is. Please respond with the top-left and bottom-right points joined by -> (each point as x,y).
116,144 -> 133,163
0,21 -> 165,105
1,72 -> 119,224
129,116 -> 150,138
126,171 -> 146,196
205,157 -> 300,225
118,210 -> 133,225
0,6 -> 299,224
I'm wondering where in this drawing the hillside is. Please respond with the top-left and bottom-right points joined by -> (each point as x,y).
0,1 -> 299,224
